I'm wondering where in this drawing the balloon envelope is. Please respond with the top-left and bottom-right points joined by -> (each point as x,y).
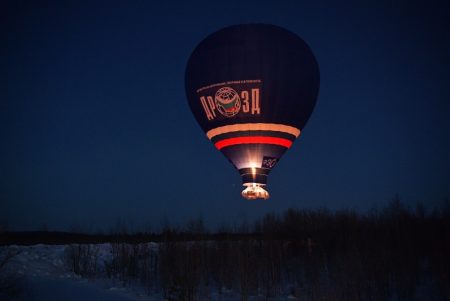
185,24 -> 320,199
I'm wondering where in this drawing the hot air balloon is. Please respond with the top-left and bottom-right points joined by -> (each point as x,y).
185,24 -> 319,200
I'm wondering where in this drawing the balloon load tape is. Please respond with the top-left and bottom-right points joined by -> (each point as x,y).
239,167 -> 269,185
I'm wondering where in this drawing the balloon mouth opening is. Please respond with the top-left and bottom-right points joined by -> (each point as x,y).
241,183 -> 270,200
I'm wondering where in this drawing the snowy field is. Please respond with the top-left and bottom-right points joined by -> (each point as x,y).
1,229 -> 447,301
0,244 -> 161,301
1,243 -> 296,301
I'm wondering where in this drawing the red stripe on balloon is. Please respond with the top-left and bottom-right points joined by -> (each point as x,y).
215,136 -> 293,150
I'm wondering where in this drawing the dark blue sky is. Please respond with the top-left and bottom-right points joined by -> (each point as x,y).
1,1 -> 449,231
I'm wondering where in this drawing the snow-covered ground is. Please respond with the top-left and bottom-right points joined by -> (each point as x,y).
0,244 -> 160,301
2,243 -> 443,301
1,243 -> 298,301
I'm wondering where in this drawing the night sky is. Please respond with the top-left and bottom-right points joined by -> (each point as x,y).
1,1 -> 449,231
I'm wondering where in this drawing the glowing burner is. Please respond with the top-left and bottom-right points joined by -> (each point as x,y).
241,183 -> 269,200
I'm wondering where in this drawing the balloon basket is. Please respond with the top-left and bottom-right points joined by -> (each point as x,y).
241,184 -> 270,200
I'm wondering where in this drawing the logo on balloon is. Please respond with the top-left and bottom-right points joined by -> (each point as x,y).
197,80 -> 261,121
214,87 -> 241,117
262,156 -> 278,169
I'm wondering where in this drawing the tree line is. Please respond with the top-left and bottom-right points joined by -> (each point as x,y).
1,198 -> 449,300
58,198 -> 449,300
